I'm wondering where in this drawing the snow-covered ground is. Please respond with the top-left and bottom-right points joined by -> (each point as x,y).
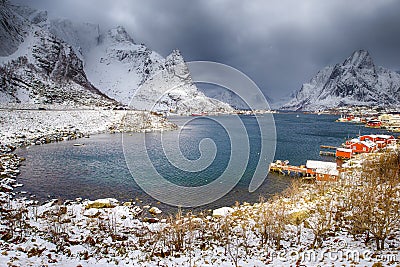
0,104 -> 176,152
0,180 -> 398,266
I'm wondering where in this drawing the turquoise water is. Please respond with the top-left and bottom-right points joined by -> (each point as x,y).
16,113 -> 393,212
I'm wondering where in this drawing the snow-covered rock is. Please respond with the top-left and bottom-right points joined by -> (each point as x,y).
148,206 -> 162,215
282,50 -> 400,111
212,206 -> 234,217
83,208 -> 102,218
85,198 -> 119,209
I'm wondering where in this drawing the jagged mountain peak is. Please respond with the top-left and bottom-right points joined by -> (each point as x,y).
166,49 -> 184,63
107,26 -> 134,43
281,49 -> 400,111
165,49 -> 186,75
343,49 -> 374,70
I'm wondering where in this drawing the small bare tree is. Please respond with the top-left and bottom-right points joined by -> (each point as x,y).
254,197 -> 270,248
254,195 -> 288,250
265,195 -> 288,250
304,195 -> 335,249
167,208 -> 185,254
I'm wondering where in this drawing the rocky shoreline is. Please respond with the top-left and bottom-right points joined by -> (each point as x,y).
0,154 -> 24,195
0,106 -> 176,150
0,105 -> 177,220
0,104 -> 177,189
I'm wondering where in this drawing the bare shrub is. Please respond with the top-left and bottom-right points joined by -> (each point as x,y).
348,151 -> 400,250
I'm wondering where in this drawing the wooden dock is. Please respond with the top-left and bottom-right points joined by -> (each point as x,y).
320,144 -> 338,157
320,151 -> 336,156
320,145 -> 338,149
269,162 -> 311,177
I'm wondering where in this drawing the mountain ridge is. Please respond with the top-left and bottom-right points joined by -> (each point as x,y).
281,49 -> 400,111
0,2 -> 233,113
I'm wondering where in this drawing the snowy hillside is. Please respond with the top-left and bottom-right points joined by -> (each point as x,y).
282,50 -> 400,111
0,2 -> 233,113
198,86 -> 250,110
0,2 -> 115,106
80,25 -> 233,113
131,50 -> 233,114
82,25 -> 165,105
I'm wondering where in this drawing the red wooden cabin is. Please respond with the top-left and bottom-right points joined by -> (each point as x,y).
306,160 -> 339,182
346,139 -> 376,153
336,148 -> 353,159
359,135 -> 396,148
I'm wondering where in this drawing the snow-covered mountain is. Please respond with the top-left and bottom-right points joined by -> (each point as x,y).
198,85 -> 278,110
129,50 -> 233,113
281,50 -> 400,111
79,25 -> 232,113
0,2 -> 233,113
0,2 -> 115,106
197,86 -> 249,110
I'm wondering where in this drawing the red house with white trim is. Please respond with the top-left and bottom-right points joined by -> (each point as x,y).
359,134 -> 396,148
345,138 -> 377,153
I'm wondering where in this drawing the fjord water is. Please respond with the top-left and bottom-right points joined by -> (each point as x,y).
16,114 -> 391,212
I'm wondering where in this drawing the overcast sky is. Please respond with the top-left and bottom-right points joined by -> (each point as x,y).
12,0 -> 400,100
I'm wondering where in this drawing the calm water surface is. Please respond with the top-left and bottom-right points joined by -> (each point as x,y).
16,113 -> 392,212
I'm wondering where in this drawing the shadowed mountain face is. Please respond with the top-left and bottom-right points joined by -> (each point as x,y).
282,50 -> 400,111
0,1 -> 115,105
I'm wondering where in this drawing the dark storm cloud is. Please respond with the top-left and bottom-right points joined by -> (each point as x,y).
11,0 -> 400,100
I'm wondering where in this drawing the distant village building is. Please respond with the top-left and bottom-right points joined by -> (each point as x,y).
340,134 -> 396,157
366,120 -> 382,128
379,114 -> 400,127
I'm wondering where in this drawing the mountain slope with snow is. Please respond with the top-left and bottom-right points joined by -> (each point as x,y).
131,50 -> 233,113
82,25 -> 165,105
282,50 -> 400,111
198,87 -> 249,110
0,2 -> 115,106
0,2 -> 233,113
78,25 -> 233,113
